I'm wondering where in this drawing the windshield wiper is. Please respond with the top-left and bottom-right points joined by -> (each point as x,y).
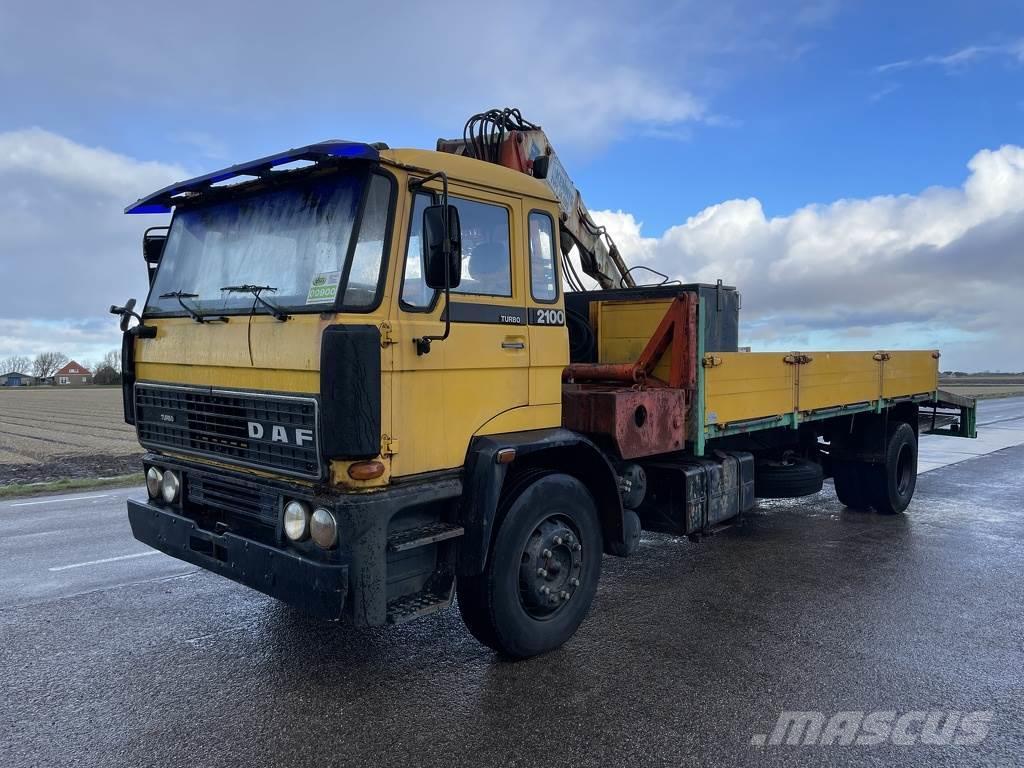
158,290 -> 228,323
220,284 -> 290,322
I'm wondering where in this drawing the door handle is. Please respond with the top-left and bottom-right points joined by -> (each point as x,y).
501,341 -> 526,350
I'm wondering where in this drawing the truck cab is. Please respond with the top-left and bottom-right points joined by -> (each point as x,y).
121,142 -> 599,647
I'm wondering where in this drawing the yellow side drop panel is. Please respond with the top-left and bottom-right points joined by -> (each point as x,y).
594,298 -> 673,381
705,350 -> 940,428
882,351 -> 939,398
704,353 -> 796,426
798,352 -> 882,411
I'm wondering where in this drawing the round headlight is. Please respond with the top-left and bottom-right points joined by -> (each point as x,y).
283,500 -> 310,541
310,508 -> 338,549
160,470 -> 180,503
146,467 -> 163,500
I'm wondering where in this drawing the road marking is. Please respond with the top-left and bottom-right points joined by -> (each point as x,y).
9,493 -> 110,508
48,550 -> 161,572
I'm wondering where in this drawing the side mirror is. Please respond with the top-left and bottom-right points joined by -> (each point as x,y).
143,227 -> 168,285
422,204 -> 462,290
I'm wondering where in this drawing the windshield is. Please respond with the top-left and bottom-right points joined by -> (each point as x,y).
145,171 -> 392,316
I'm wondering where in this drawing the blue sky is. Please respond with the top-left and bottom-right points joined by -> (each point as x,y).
1,0 -> 1022,370
4,0 -> 1018,225
580,0 -> 1024,229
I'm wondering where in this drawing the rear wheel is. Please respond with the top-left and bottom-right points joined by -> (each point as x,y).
868,422 -> 917,514
456,473 -> 602,658
832,460 -> 871,509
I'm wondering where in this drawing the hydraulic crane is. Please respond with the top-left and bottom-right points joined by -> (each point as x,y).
437,107 -> 636,290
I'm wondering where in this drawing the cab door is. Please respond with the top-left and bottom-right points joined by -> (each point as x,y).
390,183 -> 529,477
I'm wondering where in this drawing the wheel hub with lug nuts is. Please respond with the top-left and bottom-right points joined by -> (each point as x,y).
519,516 -> 583,618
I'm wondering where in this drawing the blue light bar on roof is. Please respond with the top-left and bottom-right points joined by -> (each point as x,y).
124,140 -> 380,214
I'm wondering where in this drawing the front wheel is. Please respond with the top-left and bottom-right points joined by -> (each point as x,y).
456,473 -> 602,658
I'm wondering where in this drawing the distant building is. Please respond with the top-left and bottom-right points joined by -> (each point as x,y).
54,361 -> 92,386
0,371 -> 35,387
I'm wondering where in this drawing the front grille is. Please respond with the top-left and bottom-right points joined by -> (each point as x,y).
188,473 -> 278,527
135,384 -> 321,478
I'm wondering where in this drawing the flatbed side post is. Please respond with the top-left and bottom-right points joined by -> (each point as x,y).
962,403 -> 978,438
695,297 -> 706,457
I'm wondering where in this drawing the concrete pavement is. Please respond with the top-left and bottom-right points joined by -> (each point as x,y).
1,398 -> 1023,767
0,486 -> 195,609
919,396 -> 1024,473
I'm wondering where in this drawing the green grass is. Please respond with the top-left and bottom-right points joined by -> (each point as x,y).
0,473 -> 144,500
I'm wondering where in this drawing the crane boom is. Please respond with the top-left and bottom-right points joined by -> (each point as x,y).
437,108 -> 635,289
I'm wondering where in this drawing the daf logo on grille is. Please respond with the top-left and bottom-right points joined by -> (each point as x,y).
247,421 -> 314,447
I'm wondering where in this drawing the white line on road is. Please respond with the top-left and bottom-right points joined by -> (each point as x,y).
48,550 -> 160,572
10,493 -> 110,508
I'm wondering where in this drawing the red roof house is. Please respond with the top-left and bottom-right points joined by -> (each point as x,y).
55,360 -> 92,386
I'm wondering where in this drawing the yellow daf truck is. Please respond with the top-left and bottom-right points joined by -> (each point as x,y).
113,110 -> 976,658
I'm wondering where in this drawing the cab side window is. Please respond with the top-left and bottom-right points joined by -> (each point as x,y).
400,192 -> 434,309
451,198 -> 512,298
528,211 -> 558,302
401,193 -> 513,308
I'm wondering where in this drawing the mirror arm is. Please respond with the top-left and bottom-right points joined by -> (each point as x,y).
109,303 -> 157,339
410,171 -> 453,356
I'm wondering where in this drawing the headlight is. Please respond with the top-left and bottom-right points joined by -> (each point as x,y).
310,507 -> 338,549
160,470 -> 181,504
146,467 -> 163,500
283,500 -> 310,541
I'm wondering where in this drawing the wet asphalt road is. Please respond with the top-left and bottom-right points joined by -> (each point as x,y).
2,402 -> 1023,767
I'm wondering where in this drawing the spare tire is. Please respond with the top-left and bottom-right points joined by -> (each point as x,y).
755,457 -> 824,498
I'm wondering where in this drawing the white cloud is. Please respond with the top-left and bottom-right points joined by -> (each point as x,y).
592,145 -> 1024,371
876,39 -> 1024,73
0,128 -> 181,195
0,1 -> 830,151
0,129 -> 182,361
3,129 -> 1020,371
0,318 -> 122,366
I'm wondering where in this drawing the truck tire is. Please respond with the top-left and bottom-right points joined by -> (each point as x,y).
832,460 -> 871,509
456,473 -> 602,658
867,422 -> 917,514
754,457 -> 824,498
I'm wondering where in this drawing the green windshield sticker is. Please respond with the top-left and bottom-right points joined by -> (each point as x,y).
306,270 -> 341,304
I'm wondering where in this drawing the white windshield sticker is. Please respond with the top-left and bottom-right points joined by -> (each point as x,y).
306,270 -> 341,304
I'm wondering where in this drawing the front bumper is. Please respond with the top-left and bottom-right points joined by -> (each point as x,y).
128,455 -> 463,625
128,499 -> 349,620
